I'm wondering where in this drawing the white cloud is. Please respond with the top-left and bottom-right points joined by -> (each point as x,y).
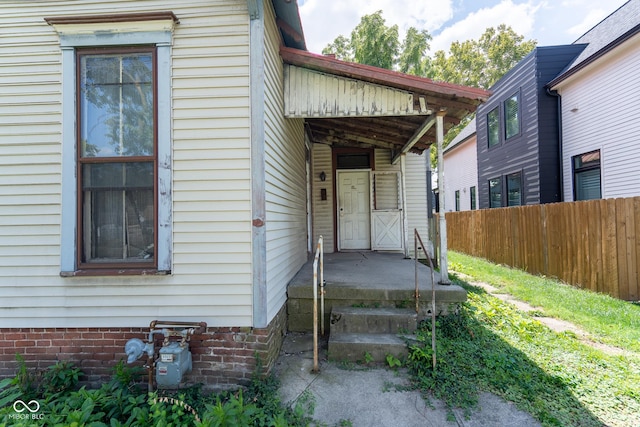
566,8 -> 609,37
299,0 -> 454,54
430,0 -> 540,53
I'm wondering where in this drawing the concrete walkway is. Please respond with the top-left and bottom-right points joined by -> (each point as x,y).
273,332 -> 541,427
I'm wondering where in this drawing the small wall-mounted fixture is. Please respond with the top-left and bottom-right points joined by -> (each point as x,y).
319,171 -> 326,182
570,106 -> 579,113
320,188 -> 327,200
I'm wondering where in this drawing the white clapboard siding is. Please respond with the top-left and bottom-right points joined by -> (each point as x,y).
558,36 -> 640,200
404,152 -> 430,258
443,136 -> 478,212
311,144 -> 335,252
284,65 -> 417,118
0,0 -> 254,328
263,1 -> 308,322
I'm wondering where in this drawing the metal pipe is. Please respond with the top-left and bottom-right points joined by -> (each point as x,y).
415,228 -> 437,370
312,235 -> 323,373
320,237 -> 325,336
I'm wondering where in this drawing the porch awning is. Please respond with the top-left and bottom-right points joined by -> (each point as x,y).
280,47 -> 490,155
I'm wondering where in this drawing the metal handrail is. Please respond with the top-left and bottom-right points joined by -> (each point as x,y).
312,235 -> 324,373
414,229 -> 437,370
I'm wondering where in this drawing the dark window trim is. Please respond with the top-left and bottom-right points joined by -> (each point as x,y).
572,149 -> 601,201
75,46 -> 159,271
506,171 -> 523,206
486,106 -> 500,149
504,90 -> 522,141
470,186 -> 476,210
489,176 -> 502,208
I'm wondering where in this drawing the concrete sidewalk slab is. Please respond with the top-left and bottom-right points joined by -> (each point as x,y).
273,332 -> 541,427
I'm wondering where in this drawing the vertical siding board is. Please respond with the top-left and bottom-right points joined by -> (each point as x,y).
605,199 -> 620,298
624,198 -> 637,300
448,198 -> 640,300
633,197 -> 640,300
615,198 -> 629,299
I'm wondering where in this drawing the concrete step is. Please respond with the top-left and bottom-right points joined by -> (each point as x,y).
330,306 -> 417,334
328,332 -> 409,363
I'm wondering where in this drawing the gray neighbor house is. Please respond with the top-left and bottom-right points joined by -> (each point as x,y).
474,0 -> 640,209
475,44 -> 586,209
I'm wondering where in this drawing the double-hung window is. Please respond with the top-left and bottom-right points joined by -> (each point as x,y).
78,48 -> 156,268
47,12 -> 176,275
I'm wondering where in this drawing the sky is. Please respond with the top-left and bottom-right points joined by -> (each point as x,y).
298,0 -> 630,55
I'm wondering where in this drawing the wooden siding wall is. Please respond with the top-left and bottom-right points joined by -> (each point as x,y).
263,1 -> 307,322
403,152 -> 430,257
0,0 -> 254,327
311,144 -> 334,252
446,198 -> 640,301
558,37 -> 640,200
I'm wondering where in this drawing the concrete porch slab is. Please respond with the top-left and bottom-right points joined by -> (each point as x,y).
287,252 -> 467,332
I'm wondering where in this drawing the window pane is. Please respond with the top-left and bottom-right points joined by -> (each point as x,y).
470,186 -> 476,210
573,150 -> 601,201
576,169 -> 601,200
82,162 -> 154,263
505,94 -> 519,139
507,173 -> 522,206
82,162 -> 154,189
487,108 -> 499,147
80,53 -> 153,157
489,178 -> 501,208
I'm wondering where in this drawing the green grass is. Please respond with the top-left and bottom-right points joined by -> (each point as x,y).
448,251 -> 640,353
406,253 -> 640,427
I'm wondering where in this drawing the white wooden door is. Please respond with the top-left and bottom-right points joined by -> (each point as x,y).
338,170 -> 371,250
372,172 -> 403,250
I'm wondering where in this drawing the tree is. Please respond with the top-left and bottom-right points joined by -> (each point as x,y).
323,10 -> 401,69
430,24 -> 537,89
398,27 -> 431,76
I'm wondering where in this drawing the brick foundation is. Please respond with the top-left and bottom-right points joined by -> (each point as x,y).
0,305 -> 287,390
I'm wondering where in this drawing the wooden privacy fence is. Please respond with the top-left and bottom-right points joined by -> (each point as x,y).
445,197 -> 640,301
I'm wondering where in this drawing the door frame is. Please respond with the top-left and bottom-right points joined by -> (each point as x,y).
336,169 -> 372,251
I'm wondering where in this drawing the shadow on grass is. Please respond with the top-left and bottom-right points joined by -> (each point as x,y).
406,280 -> 605,427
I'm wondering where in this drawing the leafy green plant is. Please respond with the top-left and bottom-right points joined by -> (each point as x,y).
406,265 -> 640,427
385,354 -> 402,369
41,360 -> 81,395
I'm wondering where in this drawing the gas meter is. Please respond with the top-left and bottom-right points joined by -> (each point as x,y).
156,342 -> 192,388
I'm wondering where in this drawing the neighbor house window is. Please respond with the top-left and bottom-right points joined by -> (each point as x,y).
78,48 -> 157,268
489,177 -> 502,208
506,172 -> 522,206
573,150 -> 601,200
487,107 -> 499,147
455,190 -> 460,211
470,186 -> 476,210
504,92 -> 520,139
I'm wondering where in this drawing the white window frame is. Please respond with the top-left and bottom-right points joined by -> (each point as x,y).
52,19 -> 174,274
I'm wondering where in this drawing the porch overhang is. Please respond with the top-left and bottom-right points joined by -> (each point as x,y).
280,47 -> 490,155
